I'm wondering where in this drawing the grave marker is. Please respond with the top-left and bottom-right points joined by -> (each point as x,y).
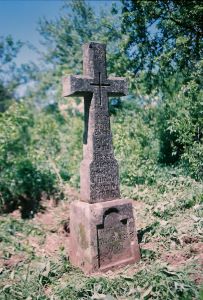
63,42 -> 140,273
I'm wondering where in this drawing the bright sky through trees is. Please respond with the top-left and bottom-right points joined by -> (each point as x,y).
0,0 -> 114,65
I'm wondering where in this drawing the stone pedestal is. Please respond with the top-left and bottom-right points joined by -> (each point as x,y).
69,199 -> 140,274
64,42 -> 140,273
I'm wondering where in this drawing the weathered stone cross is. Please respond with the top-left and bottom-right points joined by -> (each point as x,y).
63,42 -> 140,273
63,42 -> 127,203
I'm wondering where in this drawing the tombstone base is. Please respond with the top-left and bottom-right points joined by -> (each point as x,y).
69,199 -> 140,274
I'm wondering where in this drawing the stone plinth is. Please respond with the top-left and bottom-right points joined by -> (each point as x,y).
69,199 -> 140,273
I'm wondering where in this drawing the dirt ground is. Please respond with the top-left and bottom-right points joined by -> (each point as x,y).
2,185 -> 201,286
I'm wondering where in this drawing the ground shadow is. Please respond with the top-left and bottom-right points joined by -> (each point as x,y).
137,221 -> 160,243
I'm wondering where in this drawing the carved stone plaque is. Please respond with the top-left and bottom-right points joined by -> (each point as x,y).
97,210 -> 131,269
64,43 -> 140,274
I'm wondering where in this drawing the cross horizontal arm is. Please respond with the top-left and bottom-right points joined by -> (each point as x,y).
63,75 -> 93,97
107,77 -> 128,97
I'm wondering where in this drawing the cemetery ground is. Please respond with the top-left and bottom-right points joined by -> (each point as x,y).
0,170 -> 202,299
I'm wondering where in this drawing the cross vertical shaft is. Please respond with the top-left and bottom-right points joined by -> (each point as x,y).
63,42 -> 127,203
63,42 -> 140,274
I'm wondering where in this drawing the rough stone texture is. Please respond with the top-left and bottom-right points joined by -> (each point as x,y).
63,42 -> 127,203
63,42 -> 140,273
69,199 -> 140,273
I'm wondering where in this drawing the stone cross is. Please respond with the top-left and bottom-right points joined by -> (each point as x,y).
63,42 -> 140,273
63,42 -> 127,203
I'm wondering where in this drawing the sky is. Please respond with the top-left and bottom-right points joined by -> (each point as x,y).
0,0 -> 115,66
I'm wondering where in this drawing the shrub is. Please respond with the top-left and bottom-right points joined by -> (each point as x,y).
112,100 -> 159,186
0,103 -> 57,217
157,79 -> 203,180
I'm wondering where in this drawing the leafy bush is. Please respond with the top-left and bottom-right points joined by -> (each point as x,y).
112,100 -> 159,187
0,103 -> 57,217
121,0 -> 202,181
30,103 -> 83,189
158,77 -> 203,180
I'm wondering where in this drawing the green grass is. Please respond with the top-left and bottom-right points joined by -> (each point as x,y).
0,254 -> 200,299
0,166 -> 202,299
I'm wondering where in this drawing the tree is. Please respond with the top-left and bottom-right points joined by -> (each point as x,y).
121,0 -> 203,179
121,0 -> 202,92
0,36 -> 23,111
27,0 -> 125,105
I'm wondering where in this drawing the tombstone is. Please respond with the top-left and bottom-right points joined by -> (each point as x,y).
63,42 -> 140,273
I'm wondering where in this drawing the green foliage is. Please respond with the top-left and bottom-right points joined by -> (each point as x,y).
112,100 -> 159,186
0,36 -> 23,112
0,103 -> 57,217
30,103 -> 83,189
0,257 -> 200,299
28,0 -> 124,106
0,3 -> 202,298
0,96 -> 86,216
157,70 -> 203,179
0,0 -> 202,220
0,35 -> 22,66
121,0 -> 202,91
121,0 -> 203,179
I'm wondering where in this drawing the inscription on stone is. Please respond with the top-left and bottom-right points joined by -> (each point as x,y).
97,210 -> 131,268
64,42 -> 140,274
63,42 -> 127,203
